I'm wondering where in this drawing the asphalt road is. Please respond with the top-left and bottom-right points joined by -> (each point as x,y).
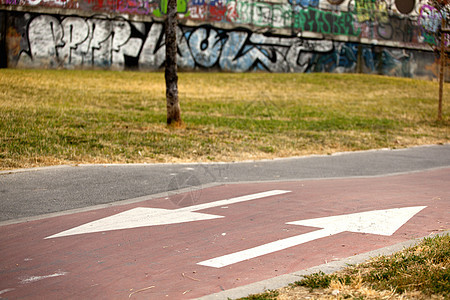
1,144 -> 449,223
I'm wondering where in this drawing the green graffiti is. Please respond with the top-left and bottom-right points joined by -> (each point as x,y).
229,0 -> 292,28
294,8 -> 361,37
422,31 -> 437,45
153,0 -> 188,17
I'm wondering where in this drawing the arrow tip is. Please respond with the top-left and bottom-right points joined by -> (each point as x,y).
45,207 -> 223,239
287,206 -> 427,236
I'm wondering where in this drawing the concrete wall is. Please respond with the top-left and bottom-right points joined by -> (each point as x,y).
0,0 -> 447,78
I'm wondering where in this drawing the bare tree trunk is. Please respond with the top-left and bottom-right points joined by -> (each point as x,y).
165,0 -> 182,126
438,18 -> 445,121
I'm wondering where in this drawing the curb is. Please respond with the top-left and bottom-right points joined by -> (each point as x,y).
1,144 -> 447,175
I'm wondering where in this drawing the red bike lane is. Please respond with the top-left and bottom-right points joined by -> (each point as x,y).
0,168 -> 449,299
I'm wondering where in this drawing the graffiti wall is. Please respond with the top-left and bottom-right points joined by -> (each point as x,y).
0,0 -> 447,78
2,11 -> 438,78
0,0 -> 437,43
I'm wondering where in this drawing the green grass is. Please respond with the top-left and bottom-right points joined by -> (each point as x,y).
0,69 -> 449,170
239,234 -> 449,299
236,290 -> 279,299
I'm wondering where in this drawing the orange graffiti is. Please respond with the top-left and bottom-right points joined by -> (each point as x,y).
425,55 -> 450,81
7,27 -> 22,57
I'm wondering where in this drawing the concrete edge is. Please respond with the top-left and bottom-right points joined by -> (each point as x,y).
194,230 -> 450,300
1,144 -> 448,175
220,165 -> 450,186
0,182 -> 224,227
0,164 -> 73,175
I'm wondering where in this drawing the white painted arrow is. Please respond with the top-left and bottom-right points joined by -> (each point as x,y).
45,190 -> 290,239
197,206 -> 427,268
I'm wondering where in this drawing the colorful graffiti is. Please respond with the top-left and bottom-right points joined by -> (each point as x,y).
352,0 -> 389,23
5,12 -> 437,78
418,4 -> 449,46
2,0 -> 439,47
2,0 -> 443,47
1,0 -> 445,78
0,0 -> 188,15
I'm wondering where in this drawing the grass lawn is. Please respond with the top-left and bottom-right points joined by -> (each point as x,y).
0,69 -> 449,170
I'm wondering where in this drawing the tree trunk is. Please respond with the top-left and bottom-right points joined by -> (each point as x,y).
165,0 -> 182,126
438,17 -> 445,121
0,12 -> 7,68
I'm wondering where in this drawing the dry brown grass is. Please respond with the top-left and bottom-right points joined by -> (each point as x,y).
272,234 -> 450,300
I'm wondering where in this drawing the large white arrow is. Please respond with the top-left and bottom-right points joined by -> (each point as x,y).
197,206 -> 427,268
45,190 -> 290,239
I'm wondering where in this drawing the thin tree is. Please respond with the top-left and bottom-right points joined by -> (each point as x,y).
419,0 -> 449,120
434,0 -> 449,121
438,17 -> 448,121
165,0 -> 183,126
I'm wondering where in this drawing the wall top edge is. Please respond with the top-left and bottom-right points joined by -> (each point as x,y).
0,5 -> 433,52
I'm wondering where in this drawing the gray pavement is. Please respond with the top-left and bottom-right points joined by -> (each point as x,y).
1,144 -> 449,223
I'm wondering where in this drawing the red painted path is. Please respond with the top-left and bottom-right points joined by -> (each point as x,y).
1,168 -> 449,299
